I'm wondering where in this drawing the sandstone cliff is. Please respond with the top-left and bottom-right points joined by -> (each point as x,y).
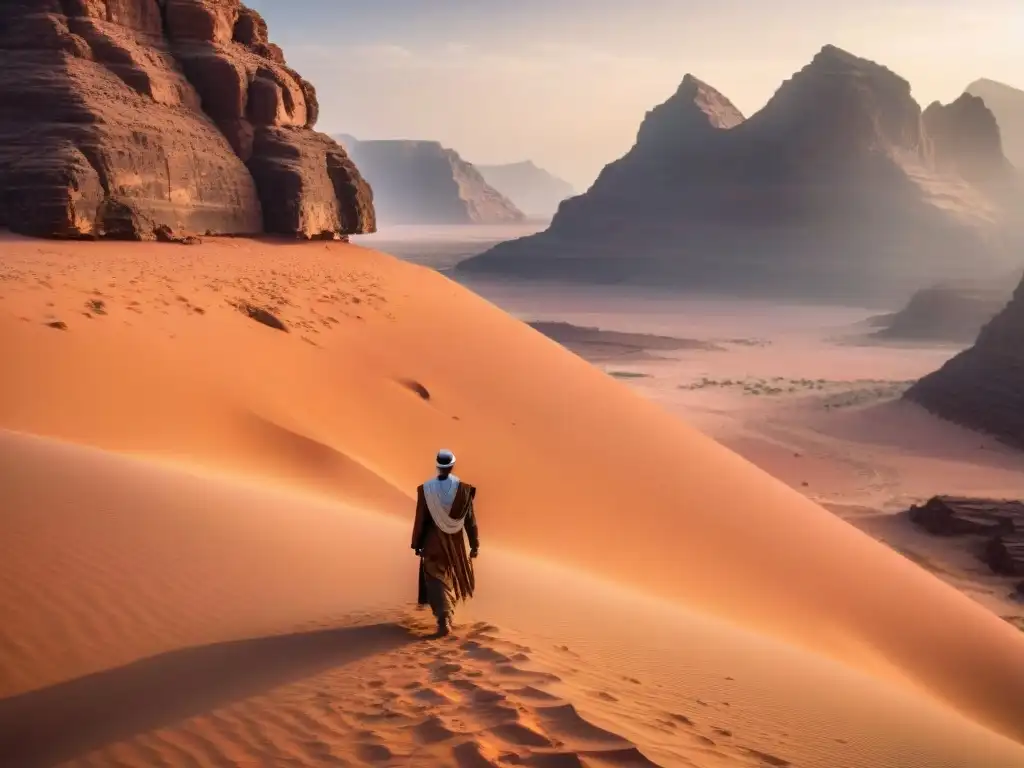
338,137 -> 524,226
0,0 -> 374,239
459,46 -> 1020,303
905,272 -> 1024,448
966,79 -> 1024,168
476,161 -> 575,218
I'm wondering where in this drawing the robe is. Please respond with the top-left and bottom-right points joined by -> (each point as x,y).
411,482 -> 478,617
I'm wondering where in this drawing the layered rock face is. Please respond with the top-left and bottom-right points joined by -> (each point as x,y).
0,0 -> 374,239
906,273 -> 1024,447
459,46 -> 1020,303
340,137 -> 523,226
967,79 -> 1024,168
476,161 -> 576,218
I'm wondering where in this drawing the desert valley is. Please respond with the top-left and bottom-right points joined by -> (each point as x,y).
2,2 -> 1024,768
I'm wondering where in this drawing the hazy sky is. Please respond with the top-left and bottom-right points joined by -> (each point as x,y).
248,1 -> 1023,188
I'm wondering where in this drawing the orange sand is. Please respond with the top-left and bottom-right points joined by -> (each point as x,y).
2,235 -> 1024,766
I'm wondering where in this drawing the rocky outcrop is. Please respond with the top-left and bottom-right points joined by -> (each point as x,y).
339,137 -> 523,226
905,273 -> 1024,447
0,0 -> 374,239
459,46 -> 1021,303
923,94 -> 1013,182
476,161 -> 575,218
967,79 -> 1024,168
908,496 -> 1023,536
908,496 -> 1024,578
872,279 -> 1013,343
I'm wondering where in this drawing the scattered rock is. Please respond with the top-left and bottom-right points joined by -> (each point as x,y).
45,321 -> 67,330
85,299 -> 106,315
984,532 -> 1024,576
154,225 -> 202,245
235,301 -> 287,332
906,496 -> 1024,578
907,496 -> 1023,536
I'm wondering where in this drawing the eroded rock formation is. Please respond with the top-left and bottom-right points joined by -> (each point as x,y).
0,0 -> 374,239
339,137 -> 523,226
906,273 -> 1024,447
459,46 -> 1021,303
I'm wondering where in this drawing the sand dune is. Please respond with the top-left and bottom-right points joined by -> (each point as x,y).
2,235 -> 1024,764
2,430 -> 1023,767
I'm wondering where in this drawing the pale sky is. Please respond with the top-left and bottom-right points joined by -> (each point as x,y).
247,1 -> 1023,189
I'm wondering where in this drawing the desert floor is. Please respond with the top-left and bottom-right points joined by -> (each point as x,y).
459,275 -> 1024,628
2,233 -> 1024,768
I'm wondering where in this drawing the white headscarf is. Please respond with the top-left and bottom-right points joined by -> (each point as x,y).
423,473 -> 466,534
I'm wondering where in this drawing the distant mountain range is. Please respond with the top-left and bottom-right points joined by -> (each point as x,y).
475,161 -> 575,218
336,136 -> 524,226
458,45 -> 1022,305
965,79 -> 1024,168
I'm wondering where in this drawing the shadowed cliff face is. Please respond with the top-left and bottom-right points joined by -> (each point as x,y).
967,79 -> 1024,169
924,94 -> 1013,183
906,272 -> 1024,447
0,0 -> 375,239
340,138 -> 524,226
459,45 -> 1022,304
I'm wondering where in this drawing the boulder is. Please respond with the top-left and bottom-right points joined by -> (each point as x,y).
0,0 -> 374,239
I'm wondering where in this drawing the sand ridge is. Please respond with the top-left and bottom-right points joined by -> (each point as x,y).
3,235 -> 1024,764
2,429 -> 1023,767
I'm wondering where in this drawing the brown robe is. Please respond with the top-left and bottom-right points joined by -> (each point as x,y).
411,482 -> 478,607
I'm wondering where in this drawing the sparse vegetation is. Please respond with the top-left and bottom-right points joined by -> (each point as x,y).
679,376 -> 914,407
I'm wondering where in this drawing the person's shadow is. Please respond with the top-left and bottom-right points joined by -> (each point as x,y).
0,622 -> 417,767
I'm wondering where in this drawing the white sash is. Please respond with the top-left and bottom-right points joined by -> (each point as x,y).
423,475 -> 466,534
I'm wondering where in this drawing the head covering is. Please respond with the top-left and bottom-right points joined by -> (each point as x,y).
435,449 -> 456,470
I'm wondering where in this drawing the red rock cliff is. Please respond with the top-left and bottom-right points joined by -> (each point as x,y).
0,0 -> 375,239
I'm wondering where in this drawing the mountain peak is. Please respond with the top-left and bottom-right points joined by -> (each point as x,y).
630,75 -> 743,156
923,94 -> 1011,181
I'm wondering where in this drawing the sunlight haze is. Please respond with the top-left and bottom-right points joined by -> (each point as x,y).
248,0 -> 1023,187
